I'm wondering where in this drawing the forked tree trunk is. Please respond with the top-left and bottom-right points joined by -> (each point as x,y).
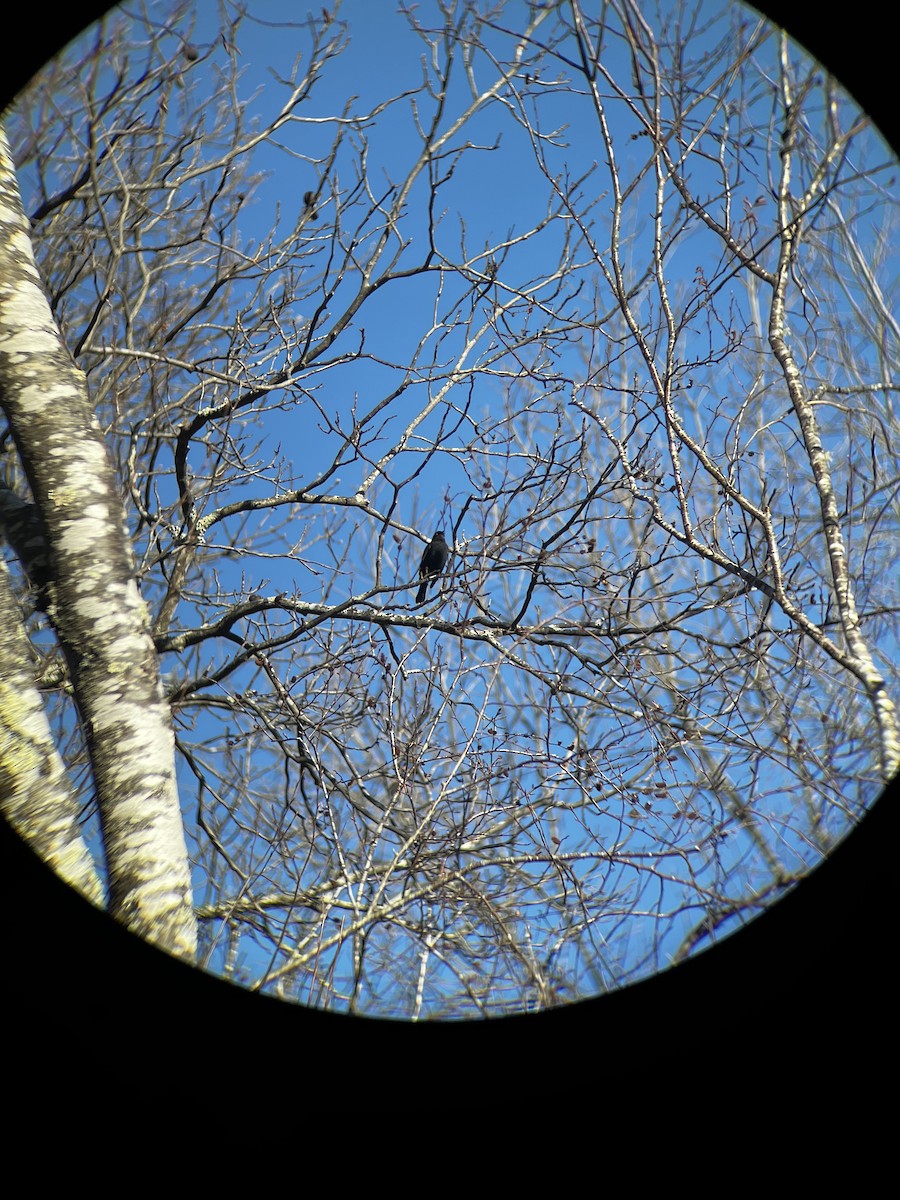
0,126 -> 196,962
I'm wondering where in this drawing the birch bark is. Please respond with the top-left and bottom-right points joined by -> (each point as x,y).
0,126 -> 196,960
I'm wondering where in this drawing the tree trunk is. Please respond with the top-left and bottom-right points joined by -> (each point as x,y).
0,126 -> 196,961
0,555 -> 104,904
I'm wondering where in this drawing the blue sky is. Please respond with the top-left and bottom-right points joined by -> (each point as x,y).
9,0 -> 898,1014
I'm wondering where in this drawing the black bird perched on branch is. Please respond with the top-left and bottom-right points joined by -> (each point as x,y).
416,530 -> 450,604
303,190 -> 318,220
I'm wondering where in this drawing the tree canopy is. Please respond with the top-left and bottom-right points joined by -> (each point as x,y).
2,0 -> 897,1019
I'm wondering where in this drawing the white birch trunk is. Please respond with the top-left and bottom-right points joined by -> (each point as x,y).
0,555 -> 104,905
0,126 -> 196,960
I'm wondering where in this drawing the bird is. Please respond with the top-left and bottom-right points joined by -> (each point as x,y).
416,530 -> 450,604
303,191 -> 318,220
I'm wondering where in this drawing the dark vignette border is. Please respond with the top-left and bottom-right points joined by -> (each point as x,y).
1,2 -> 896,1102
